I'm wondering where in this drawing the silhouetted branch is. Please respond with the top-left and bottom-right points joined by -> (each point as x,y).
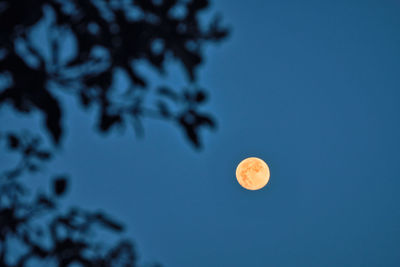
0,0 -> 229,265
0,131 -> 143,266
0,0 -> 228,148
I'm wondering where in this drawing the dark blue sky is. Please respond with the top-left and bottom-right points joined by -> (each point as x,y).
2,0 -> 400,266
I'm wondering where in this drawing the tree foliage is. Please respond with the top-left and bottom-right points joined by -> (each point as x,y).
0,132 -> 148,266
0,0 -> 228,266
0,0 -> 228,148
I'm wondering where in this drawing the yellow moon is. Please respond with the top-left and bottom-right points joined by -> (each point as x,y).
236,157 -> 270,190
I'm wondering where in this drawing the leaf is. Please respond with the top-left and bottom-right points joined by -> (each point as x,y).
197,114 -> 216,128
207,14 -> 230,40
125,66 -> 147,87
7,134 -> 20,149
79,90 -> 91,108
35,90 -> 63,145
37,194 -> 55,209
184,125 -> 200,148
53,176 -> 68,196
194,90 -> 207,103
187,0 -> 209,13
107,240 -> 136,264
99,113 -> 122,132
178,113 -> 200,148
179,50 -> 202,81
94,213 -> 124,232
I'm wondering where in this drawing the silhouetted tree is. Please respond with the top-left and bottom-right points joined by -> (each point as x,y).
0,131 -> 147,266
0,0 -> 228,266
0,0 -> 227,147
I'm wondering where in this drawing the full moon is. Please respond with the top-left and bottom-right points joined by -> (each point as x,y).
236,157 -> 270,190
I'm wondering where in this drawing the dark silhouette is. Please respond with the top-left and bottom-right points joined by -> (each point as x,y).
0,0 -> 228,266
0,0 -> 228,147
1,131 -> 143,266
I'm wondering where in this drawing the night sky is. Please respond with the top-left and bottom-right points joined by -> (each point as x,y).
3,0 -> 400,266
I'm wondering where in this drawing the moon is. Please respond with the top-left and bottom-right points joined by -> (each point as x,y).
236,157 -> 270,190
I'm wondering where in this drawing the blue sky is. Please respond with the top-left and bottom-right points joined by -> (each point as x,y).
2,0 -> 400,266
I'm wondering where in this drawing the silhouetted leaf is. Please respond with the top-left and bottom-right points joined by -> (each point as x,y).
207,14 -> 230,40
107,240 -> 136,265
94,213 -> 124,232
197,114 -> 216,128
99,113 -> 122,132
185,125 -> 200,147
194,90 -> 207,103
37,194 -> 55,209
79,90 -> 91,108
35,91 -> 63,145
53,176 -> 68,196
178,113 -> 200,148
7,134 -> 20,149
